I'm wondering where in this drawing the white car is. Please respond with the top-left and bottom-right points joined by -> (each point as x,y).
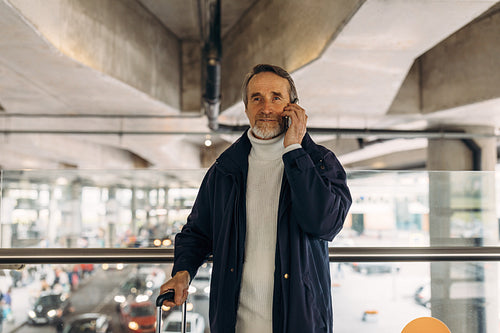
162,311 -> 205,333
136,264 -> 167,289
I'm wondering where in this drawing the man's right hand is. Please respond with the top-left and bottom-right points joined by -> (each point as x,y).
159,270 -> 190,307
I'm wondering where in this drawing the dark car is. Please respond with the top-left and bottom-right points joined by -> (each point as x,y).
61,313 -> 113,333
114,275 -> 155,310
27,291 -> 72,325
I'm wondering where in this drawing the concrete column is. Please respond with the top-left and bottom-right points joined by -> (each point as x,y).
68,181 -> 83,247
131,188 -> 137,237
47,187 -> 59,247
58,180 -> 83,247
0,189 -> 15,248
105,187 -> 118,247
427,125 -> 497,333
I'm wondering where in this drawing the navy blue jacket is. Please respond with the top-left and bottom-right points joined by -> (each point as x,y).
172,131 -> 352,333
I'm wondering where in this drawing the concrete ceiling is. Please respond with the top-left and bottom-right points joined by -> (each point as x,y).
0,0 -> 499,171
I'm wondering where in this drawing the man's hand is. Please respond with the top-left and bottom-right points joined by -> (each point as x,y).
282,103 -> 307,147
159,270 -> 190,307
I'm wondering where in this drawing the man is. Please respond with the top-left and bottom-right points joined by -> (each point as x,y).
160,64 -> 351,333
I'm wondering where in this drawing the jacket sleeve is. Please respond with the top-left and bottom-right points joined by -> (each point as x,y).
282,146 -> 352,241
171,167 -> 214,280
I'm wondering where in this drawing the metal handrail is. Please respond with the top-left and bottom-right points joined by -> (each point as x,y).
1,246 -> 500,265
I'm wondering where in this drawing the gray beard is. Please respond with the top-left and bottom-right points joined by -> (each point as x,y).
251,123 -> 285,140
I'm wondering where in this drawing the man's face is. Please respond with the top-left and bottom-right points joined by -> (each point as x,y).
245,72 -> 290,139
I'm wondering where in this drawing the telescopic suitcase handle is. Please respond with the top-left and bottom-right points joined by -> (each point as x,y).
156,289 -> 175,307
156,289 -> 187,333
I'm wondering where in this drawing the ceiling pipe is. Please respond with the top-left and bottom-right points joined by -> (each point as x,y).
0,113 -> 203,119
3,126 -> 497,139
216,124 -> 499,139
201,0 -> 222,131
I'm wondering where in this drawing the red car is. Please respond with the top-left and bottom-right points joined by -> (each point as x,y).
119,300 -> 156,333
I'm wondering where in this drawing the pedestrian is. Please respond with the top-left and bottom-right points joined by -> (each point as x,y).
2,288 -> 12,323
0,301 -> 4,333
160,64 -> 352,333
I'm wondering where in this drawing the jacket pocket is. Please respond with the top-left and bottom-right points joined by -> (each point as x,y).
303,273 -> 327,330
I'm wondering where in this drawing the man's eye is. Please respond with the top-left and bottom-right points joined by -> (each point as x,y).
273,96 -> 281,101
252,97 -> 261,102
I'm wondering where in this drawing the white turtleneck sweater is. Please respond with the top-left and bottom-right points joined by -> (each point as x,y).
235,130 -> 300,333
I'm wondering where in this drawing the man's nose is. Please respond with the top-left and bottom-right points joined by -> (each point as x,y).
261,100 -> 274,114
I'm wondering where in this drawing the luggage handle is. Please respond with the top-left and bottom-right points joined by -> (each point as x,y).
156,289 -> 175,307
156,289 -> 187,333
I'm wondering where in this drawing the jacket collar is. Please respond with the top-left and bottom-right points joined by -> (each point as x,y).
215,130 -> 252,176
215,130 -> 318,175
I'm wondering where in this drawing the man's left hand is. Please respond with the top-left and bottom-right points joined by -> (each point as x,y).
282,103 -> 307,147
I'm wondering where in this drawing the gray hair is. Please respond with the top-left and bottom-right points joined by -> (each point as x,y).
241,64 -> 298,107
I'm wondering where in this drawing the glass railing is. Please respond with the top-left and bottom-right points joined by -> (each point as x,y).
0,169 -> 499,332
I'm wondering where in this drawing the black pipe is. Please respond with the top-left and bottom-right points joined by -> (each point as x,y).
462,138 -> 482,171
202,0 -> 221,131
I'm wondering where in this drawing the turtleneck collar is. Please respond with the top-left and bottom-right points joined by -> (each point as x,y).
247,130 -> 285,161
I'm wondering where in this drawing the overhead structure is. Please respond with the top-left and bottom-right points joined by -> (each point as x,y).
0,0 -> 498,169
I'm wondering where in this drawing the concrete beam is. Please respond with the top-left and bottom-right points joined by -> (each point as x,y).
8,0 -> 182,109
0,135 -> 150,169
427,125 -> 497,171
387,59 -> 421,115
421,5 -> 500,114
388,4 -> 500,116
220,0 -> 365,110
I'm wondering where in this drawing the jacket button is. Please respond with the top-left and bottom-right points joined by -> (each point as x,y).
284,273 -> 289,279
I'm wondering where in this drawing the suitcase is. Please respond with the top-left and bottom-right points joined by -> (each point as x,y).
156,289 -> 187,333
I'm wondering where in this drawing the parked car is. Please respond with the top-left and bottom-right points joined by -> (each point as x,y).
101,263 -> 125,271
119,300 -> 156,333
351,262 -> 400,275
27,291 -> 72,325
114,275 -> 154,310
61,313 -> 113,333
162,311 -> 205,333
136,265 -> 167,290
414,283 -> 431,308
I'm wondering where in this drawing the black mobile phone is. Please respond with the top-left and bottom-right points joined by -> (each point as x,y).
283,98 -> 297,131
283,116 -> 291,131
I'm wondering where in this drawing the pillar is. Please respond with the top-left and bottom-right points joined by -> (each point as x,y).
427,125 -> 497,333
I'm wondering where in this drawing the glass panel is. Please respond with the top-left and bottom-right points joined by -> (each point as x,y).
1,169 -> 499,332
332,261 -> 496,333
1,169 -> 499,250
0,261 -> 497,333
0,169 -> 205,249
2,263 -> 209,333
332,170 -> 498,248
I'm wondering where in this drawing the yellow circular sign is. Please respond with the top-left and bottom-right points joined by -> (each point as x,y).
402,317 -> 451,333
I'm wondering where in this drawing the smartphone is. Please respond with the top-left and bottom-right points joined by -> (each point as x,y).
283,116 -> 291,131
283,98 -> 297,131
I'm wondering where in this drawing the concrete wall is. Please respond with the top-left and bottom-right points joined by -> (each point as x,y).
181,41 -> 202,112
